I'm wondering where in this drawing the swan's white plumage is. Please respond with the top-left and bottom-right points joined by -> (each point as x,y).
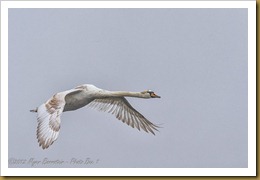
33,84 -> 160,149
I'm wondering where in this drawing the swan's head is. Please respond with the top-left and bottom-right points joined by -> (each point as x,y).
142,90 -> 161,98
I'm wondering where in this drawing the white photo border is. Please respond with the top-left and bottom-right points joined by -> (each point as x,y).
1,1 -> 256,176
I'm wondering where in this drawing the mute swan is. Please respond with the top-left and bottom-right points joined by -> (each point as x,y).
30,84 -> 161,149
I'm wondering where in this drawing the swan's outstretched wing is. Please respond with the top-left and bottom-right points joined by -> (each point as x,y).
88,97 -> 159,135
36,89 -> 82,149
36,102 -> 63,149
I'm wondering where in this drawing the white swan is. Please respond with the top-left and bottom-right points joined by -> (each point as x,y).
30,84 -> 161,149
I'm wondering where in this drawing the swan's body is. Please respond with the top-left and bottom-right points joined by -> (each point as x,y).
31,84 -> 161,149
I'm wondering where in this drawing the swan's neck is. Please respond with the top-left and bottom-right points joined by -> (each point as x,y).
103,91 -> 149,99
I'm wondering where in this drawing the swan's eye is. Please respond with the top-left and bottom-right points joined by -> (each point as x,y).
147,91 -> 154,96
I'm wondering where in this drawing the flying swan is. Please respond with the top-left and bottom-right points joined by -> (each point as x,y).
30,84 -> 161,149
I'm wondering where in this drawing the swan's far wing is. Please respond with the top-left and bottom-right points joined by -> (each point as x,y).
88,97 -> 159,135
36,93 -> 66,149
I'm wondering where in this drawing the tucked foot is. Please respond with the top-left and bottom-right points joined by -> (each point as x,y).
30,108 -> 38,113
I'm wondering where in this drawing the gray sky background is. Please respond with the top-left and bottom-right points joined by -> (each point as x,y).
8,8 -> 248,168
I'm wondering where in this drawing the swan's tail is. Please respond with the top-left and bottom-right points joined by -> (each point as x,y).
30,108 -> 38,113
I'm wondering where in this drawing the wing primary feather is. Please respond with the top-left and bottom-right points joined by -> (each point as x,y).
87,97 -> 159,135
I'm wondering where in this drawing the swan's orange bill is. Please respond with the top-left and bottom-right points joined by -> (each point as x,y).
152,93 -> 161,98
